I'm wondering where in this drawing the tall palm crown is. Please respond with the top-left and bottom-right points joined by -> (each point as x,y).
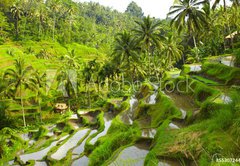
113,31 -> 140,68
113,31 -> 140,81
168,0 -> 207,35
163,35 -> 183,67
3,57 -> 35,94
133,16 -> 162,52
10,5 -> 23,38
3,57 -> 35,127
10,5 -> 23,21
212,0 -> 226,11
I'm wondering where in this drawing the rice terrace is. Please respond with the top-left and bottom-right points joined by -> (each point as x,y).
0,0 -> 240,165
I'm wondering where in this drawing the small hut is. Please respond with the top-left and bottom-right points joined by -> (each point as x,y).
225,31 -> 239,48
55,103 -> 68,114
225,31 -> 238,39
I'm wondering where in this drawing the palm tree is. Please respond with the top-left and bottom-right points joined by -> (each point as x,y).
10,5 -> 23,39
82,63 -> 93,108
212,0 -> 227,11
64,49 -> 81,69
35,2 -> 47,38
3,57 -> 35,127
48,0 -> 60,41
163,35 -> 183,68
133,16 -> 162,75
57,66 -> 78,112
66,3 -> 76,41
168,0 -> 207,61
113,31 -> 140,81
31,71 -> 46,122
230,0 -> 240,7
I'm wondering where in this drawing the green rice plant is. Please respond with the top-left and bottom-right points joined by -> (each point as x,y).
6,48 -> 15,57
201,62 -> 240,85
24,47 -> 34,54
88,121 -> 140,166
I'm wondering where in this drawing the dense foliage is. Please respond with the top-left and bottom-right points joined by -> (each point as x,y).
0,0 -> 239,165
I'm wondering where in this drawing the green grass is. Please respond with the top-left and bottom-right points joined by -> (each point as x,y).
88,116 -> 141,166
201,62 -> 240,85
191,75 -> 221,86
147,91 -> 182,127
144,89 -> 240,166
84,111 -> 105,153
0,41 -> 106,75
181,64 -> 202,75
0,128 -> 27,165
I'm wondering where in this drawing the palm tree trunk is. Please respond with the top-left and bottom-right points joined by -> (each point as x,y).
68,99 -> 71,112
147,46 -> 151,78
153,55 -> 160,82
88,85 -> 91,110
182,53 -> 185,65
38,97 -> 42,123
23,17 -> 27,37
20,84 -> 26,127
53,14 -> 56,41
39,16 -> 42,38
193,35 -> 199,62
223,0 -> 226,12
15,18 -> 19,39
38,91 -> 42,123
97,77 -> 100,93
69,18 -> 72,42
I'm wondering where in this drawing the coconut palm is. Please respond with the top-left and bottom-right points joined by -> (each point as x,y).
163,35 -> 183,68
35,2 -> 47,38
82,62 -> 94,108
168,0 -> 207,61
57,66 -> 79,112
113,31 -> 140,81
31,70 -> 46,122
230,0 -> 240,7
133,16 -> 162,75
64,49 -> 81,69
66,2 -> 76,41
48,0 -> 60,41
10,5 -> 23,39
3,57 -> 35,127
212,0 -> 227,11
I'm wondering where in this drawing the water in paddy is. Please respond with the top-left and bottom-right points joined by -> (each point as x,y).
141,128 -> 157,138
68,119 -> 82,129
72,129 -> 97,156
89,113 -> 113,144
51,129 -> 89,160
148,91 -> 157,104
148,84 -> 159,104
221,56 -> 235,67
219,95 -> 232,104
35,161 -> 47,166
110,141 -> 180,166
46,125 -> 56,137
165,92 -> 197,115
109,144 -> 149,166
189,64 -> 202,72
21,133 -> 36,146
72,155 -> 89,166
70,114 -> 78,119
121,96 -> 138,125
19,135 -> 69,163
21,133 -> 31,141
169,123 -> 180,130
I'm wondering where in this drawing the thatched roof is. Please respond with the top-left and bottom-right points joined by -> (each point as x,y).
225,31 -> 238,39
55,103 -> 68,110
